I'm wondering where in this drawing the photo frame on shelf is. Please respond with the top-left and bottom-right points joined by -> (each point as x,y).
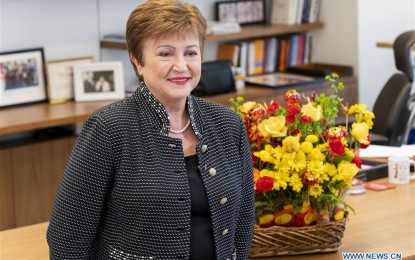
46,56 -> 94,104
215,0 -> 265,25
73,61 -> 125,102
0,48 -> 47,108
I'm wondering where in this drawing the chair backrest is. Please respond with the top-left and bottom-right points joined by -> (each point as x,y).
372,74 -> 412,146
371,30 -> 415,146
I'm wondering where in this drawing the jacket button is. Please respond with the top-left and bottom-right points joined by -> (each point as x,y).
220,197 -> 228,205
201,145 -> 208,153
222,229 -> 228,235
208,168 -> 216,176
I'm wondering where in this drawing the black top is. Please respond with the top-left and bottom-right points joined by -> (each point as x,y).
185,154 -> 215,260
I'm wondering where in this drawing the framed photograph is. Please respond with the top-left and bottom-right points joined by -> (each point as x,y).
215,0 -> 265,25
46,56 -> 94,104
73,61 -> 125,102
0,48 -> 47,107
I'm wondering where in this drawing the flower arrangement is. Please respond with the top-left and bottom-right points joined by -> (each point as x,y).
230,74 -> 375,228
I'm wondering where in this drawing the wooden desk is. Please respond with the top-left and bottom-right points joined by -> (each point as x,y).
1,177 -> 414,260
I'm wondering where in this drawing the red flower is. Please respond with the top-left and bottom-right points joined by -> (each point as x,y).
328,141 -> 346,156
250,107 -> 265,120
256,176 -> 274,193
359,135 -> 371,149
291,129 -> 301,135
287,105 -> 301,116
267,101 -> 280,115
351,156 -> 362,169
284,89 -> 301,104
301,173 -> 318,186
286,115 -> 296,124
300,115 -> 313,123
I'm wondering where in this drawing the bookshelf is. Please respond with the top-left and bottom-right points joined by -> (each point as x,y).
100,22 -> 324,50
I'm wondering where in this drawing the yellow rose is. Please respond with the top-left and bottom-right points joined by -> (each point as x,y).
337,161 -> 359,186
258,116 -> 287,138
301,102 -> 322,122
282,136 -> 300,153
351,122 -> 369,144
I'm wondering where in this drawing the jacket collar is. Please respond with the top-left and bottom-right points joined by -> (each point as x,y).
132,82 -> 203,139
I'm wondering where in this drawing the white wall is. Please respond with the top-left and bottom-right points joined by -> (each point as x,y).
1,0 -> 414,109
311,0 -> 414,109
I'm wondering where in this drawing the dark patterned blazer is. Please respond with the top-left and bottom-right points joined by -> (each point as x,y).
47,83 -> 255,260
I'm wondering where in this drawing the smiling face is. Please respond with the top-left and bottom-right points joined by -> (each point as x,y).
132,34 -> 202,107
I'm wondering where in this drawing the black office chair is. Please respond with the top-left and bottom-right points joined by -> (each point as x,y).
370,30 -> 415,147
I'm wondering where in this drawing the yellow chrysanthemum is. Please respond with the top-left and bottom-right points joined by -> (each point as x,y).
307,148 -> 325,161
348,104 -> 375,129
307,160 -> 323,176
300,141 -> 313,153
309,184 -> 324,197
289,173 -> 303,192
259,169 -> 273,178
253,150 -> 275,164
305,135 -> 319,143
292,151 -> 307,172
348,104 -> 367,114
257,116 -> 287,138
323,163 -> 338,177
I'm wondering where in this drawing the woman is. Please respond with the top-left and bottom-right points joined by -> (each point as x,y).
47,0 -> 255,259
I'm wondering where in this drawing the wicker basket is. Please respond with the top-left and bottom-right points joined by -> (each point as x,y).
249,220 -> 346,257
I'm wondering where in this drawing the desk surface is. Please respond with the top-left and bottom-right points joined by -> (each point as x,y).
1,177 -> 414,260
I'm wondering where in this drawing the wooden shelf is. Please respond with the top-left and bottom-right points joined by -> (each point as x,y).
100,22 -> 324,50
206,22 -> 324,42
376,41 -> 415,50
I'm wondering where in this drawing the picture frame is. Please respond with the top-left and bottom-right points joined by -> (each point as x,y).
215,0 -> 265,25
46,56 -> 94,104
0,48 -> 47,108
73,61 -> 125,102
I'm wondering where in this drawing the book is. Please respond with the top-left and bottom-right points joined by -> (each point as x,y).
295,0 -> 305,24
271,0 -> 299,25
217,43 -> 240,66
278,38 -> 288,72
254,39 -> 265,75
264,37 -> 278,73
248,41 -> 257,76
301,0 -> 311,23
308,0 -> 321,23
238,41 -> 249,76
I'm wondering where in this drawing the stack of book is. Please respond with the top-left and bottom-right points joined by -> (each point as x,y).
271,0 -> 321,25
216,33 -> 312,77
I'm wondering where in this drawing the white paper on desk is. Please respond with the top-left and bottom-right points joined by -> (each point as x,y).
359,144 -> 415,157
